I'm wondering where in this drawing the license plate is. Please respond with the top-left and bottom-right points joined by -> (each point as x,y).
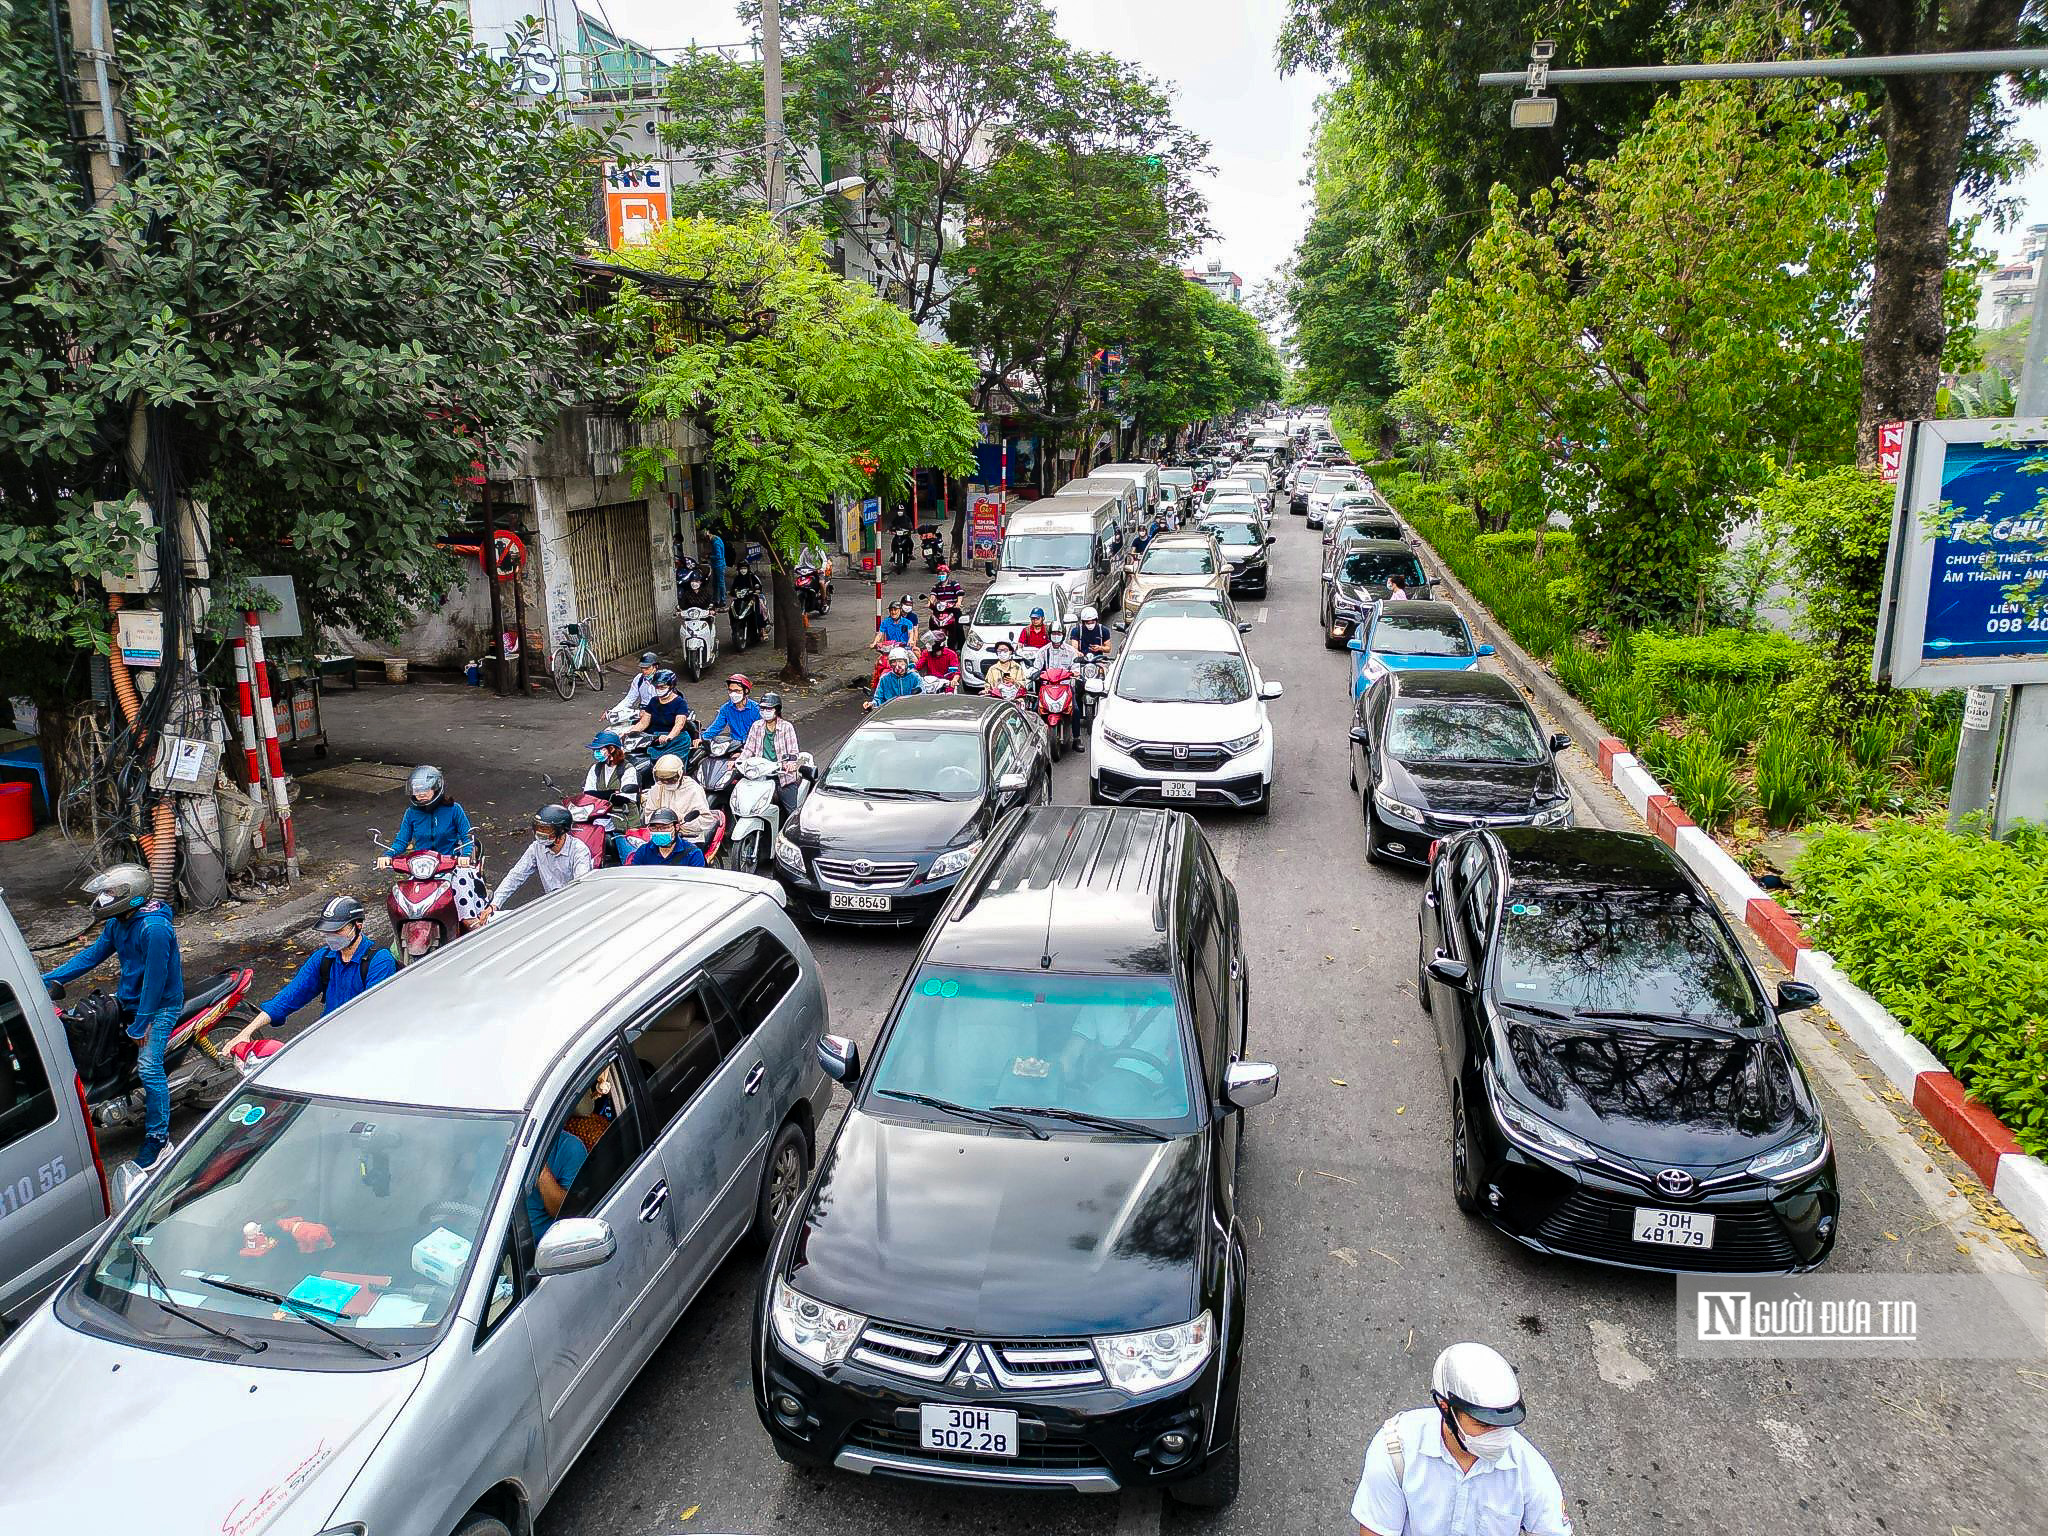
1632,1207 -> 1715,1249
920,1403 -> 1018,1458
1160,780 -> 1196,799
829,892 -> 892,912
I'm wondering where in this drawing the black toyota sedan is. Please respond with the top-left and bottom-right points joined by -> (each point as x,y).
1321,540 -> 1431,645
773,694 -> 1051,926
756,806 -> 1276,1507
1417,827 -> 1837,1273
1350,670 -> 1574,865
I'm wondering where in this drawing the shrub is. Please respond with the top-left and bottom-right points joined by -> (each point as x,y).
1664,733 -> 1751,830
1757,465 -> 1896,735
1697,683 -> 1775,757
1917,718 -> 1960,790
1637,728 -> 1685,780
1755,718 -> 1819,827
1551,639 -> 1617,702
1792,820 -> 2048,1156
1848,712 -> 1906,771
1474,529 -> 1577,556
1593,673 -> 1663,753
1630,628 -> 1802,693
1807,739 -> 1858,813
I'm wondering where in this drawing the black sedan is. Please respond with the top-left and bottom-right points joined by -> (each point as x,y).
1321,540 -> 1430,646
1198,513 -> 1273,596
772,694 -> 1051,925
1417,827 -> 1838,1273
1349,670 -> 1574,865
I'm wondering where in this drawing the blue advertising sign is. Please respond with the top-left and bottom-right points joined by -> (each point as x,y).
860,497 -> 879,527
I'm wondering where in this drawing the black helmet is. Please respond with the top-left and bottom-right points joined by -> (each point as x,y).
759,691 -> 784,711
534,804 -> 573,833
647,807 -> 681,829
315,895 -> 367,932
653,668 -> 679,689
638,650 -> 659,668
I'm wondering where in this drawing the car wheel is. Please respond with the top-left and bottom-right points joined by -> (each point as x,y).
452,1513 -> 514,1536
1416,943 -> 1434,1016
1323,623 -> 1344,651
1168,1430 -> 1241,1509
1451,1087 -> 1482,1214
1363,827 -> 1386,865
753,1118 -> 811,1241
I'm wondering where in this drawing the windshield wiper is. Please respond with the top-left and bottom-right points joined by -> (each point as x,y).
1573,1008 -> 1739,1033
989,1104 -> 1170,1141
125,1243 -> 265,1354
192,1275 -> 393,1358
1501,1000 -> 1575,1021
875,1089 -> 1049,1140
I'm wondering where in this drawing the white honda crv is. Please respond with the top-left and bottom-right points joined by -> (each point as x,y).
1087,614 -> 1281,816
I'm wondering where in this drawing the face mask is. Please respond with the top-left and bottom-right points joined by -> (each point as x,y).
1463,1425 -> 1513,1462
322,928 -> 353,952
534,830 -> 556,845
762,709 -> 779,721
651,831 -> 676,849
592,749 -> 608,762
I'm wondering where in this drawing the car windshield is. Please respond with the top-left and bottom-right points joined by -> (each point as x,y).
825,726 -> 984,797
1315,477 -> 1358,493
1116,648 -> 1251,703
1341,519 -> 1402,541
1141,545 -> 1216,575
870,967 -> 1194,1126
1343,550 -> 1427,586
81,1089 -> 515,1356
1001,532 -> 1093,571
1138,596 -> 1228,621
1373,612 -> 1473,657
1495,890 -> 1758,1026
1205,521 -> 1263,548
1159,471 -> 1193,488
976,592 -> 1056,625
1389,702 -> 1545,764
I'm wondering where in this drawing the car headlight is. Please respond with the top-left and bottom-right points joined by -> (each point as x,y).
1746,1125 -> 1831,1182
1101,725 -> 1141,754
925,840 -> 982,881
965,628 -> 987,650
1094,1311 -> 1213,1395
1221,729 -> 1264,756
773,833 -> 805,875
1534,799 -> 1573,827
1373,787 -> 1423,822
1484,1064 -> 1601,1164
770,1278 -> 865,1367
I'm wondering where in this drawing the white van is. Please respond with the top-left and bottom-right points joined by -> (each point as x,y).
1089,462 -> 1161,520
999,492 -> 1124,615
1057,475 -> 1140,527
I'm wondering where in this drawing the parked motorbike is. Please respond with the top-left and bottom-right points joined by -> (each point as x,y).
728,565 -> 767,652
372,830 -> 480,965
1037,665 -> 1078,760
795,562 -> 832,616
920,527 -> 943,571
680,605 -> 719,683
891,528 -> 914,574
50,969 -> 255,1130
725,753 -> 814,875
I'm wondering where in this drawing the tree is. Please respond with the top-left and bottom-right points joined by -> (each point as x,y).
615,216 -> 979,679
0,0 -> 603,682
1412,81 -> 1878,626
1120,275 -> 1285,446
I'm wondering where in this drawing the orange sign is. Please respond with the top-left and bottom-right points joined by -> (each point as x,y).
603,162 -> 669,249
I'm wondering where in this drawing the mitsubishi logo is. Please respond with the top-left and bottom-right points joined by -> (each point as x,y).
1654,1168 -> 1697,1198
948,1344 -> 997,1392
1173,744 -> 1188,760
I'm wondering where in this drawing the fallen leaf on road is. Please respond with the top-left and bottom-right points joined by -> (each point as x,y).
1311,1169 -> 1359,1186
1369,1248 -> 1401,1267
678,1507 -> 699,1522
1330,1077 -> 1348,1087
1883,1231 -> 1898,1242
1395,1106 -> 1405,1115
1330,1247 -> 1359,1267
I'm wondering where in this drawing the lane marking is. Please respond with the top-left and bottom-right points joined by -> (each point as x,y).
1256,606 -> 1269,623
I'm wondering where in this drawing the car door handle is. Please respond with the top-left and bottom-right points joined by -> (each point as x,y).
639,1180 -> 669,1222
743,1061 -> 766,1096
1424,889 -> 1438,908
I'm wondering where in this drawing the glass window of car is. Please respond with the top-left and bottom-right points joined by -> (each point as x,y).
1341,549 -> 1427,587
80,1089 -> 517,1354
1314,476 -> 1358,493
870,967 -> 1195,1126
539,1051 -> 649,1233
1116,648 -> 1251,704
1141,544 -> 1217,576
1001,531 -> 1093,571
1204,520 -> 1264,549
704,928 -> 801,1038
976,591 -> 1059,625
1138,593 -> 1230,622
626,985 -> 736,1136
823,725 -> 985,798
0,983 -> 56,1153
1207,498 -> 1260,519
1371,610 -> 1473,657
1462,864 -> 1497,948
1388,702 -> 1546,764
990,714 -> 1030,779
1494,888 -> 1760,1024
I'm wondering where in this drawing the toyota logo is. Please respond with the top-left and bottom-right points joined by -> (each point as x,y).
853,859 -> 872,876
948,1344 -> 996,1392
1654,1168 -> 1697,1198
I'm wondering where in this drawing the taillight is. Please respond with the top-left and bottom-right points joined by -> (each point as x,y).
1427,839 -> 1441,865
73,1073 -> 110,1217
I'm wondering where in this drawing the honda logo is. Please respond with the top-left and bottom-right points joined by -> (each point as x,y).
1173,744 -> 1188,760
1654,1168 -> 1697,1198
947,1344 -> 996,1392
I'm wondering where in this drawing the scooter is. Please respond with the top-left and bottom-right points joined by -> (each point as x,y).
373,831 -> 479,965
677,557 -> 711,610
543,774 -> 632,867
50,969 -> 255,1130
1036,664 -> 1078,761
729,566 -> 767,651
795,563 -> 832,616
694,733 -> 742,817
891,527 -> 915,573
927,592 -> 964,653
725,753 -> 814,875
1076,655 -> 1110,726
612,809 -> 728,867
918,672 -> 960,695
680,605 -> 719,683
920,528 -> 943,571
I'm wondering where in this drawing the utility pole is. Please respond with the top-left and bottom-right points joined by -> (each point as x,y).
761,0 -> 785,215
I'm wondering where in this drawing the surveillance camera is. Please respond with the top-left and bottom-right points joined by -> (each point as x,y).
1531,39 -> 1556,60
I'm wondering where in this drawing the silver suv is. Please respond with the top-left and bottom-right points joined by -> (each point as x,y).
0,868 -> 830,1536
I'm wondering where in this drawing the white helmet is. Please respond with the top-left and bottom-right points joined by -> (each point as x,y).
653,753 -> 684,781
888,646 -> 911,666
1431,1342 -> 1525,1427
1080,605 -> 1099,623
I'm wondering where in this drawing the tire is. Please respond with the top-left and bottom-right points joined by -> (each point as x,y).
1451,1086 -> 1482,1214
582,660 -> 604,693
1048,725 -> 1063,764
1089,776 -> 1108,806
688,655 -> 704,684
552,648 -> 577,700
451,1513 -> 514,1536
753,1118 -> 811,1242
1168,1433 -> 1240,1509
1417,943 -> 1434,1016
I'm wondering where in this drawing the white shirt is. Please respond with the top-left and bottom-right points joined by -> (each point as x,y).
488,834 -> 593,909
1352,1408 -> 1571,1536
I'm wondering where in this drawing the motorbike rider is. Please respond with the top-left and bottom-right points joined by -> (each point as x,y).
876,598 -> 917,651
41,865 -> 183,1169
701,673 -> 762,746
928,562 -> 966,649
640,752 -> 715,841
1072,605 -> 1114,659
1017,607 -> 1054,653
1039,625 -> 1082,679
627,807 -> 707,868
227,897 -> 395,1055
983,640 -> 1031,695
479,805 -> 593,923
867,646 -> 922,711
582,731 -> 643,802
378,764 -> 484,926
631,668 -> 694,758
741,692 -> 805,818
916,628 -> 960,684
614,651 -> 662,716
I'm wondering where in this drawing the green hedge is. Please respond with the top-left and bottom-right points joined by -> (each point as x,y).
1473,529 -> 1576,554
1630,628 -> 1801,692
1793,820 -> 2048,1156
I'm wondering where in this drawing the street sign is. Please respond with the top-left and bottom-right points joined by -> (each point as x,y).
970,498 -> 1003,562
860,497 -> 880,527
1878,420 -> 1905,484
603,163 -> 669,249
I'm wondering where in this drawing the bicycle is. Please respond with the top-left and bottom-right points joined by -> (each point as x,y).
551,622 -> 606,701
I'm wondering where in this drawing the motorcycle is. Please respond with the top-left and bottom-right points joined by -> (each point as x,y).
927,591 -> 964,652
677,557 -> 711,610
985,668 -> 1030,704
542,773 -> 636,867
1076,655 -> 1110,726
694,732 -> 743,816
1036,665 -> 1078,760
920,527 -> 943,571
891,527 -> 915,574
726,753 -> 814,875
372,829 -> 483,965
795,562 -> 832,617
50,969 -> 255,1131
728,565 -> 767,652
918,672 -> 960,695
612,809 -> 729,867
680,605 -> 719,683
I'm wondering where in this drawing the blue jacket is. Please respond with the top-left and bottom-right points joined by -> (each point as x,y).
871,670 -> 922,709
385,799 -> 476,859
258,939 -> 397,1025
702,696 -> 762,745
43,902 -> 184,1020
629,838 -> 707,868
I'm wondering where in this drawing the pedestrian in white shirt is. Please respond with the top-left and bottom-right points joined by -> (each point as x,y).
478,805 -> 593,922
1351,1343 -> 1571,1536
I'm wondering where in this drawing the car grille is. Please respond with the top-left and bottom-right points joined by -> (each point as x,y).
1131,742 -> 1229,772
844,1417 -> 1112,1472
850,1321 -> 1108,1390
1534,1191 -> 1799,1272
815,856 -> 919,889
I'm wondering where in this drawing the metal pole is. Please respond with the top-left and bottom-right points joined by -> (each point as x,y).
483,472 -> 508,696
1994,684 -> 2048,835
2018,244 -> 2048,415
1478,48 -> 2048,87
1948,685 -> 2006,832
761,0 -> 785,215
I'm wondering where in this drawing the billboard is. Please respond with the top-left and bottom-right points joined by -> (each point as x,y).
603,162 -> 669,249
1875,419 -> 2048,690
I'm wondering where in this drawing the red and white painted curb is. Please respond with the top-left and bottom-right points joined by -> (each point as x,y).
1593,738 -> 2048,1251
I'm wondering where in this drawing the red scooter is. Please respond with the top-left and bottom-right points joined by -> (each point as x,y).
51,967 -> 256,1129
543,774 -> 631,867
1037,664 -> 1078,761
373,831 -> 476,966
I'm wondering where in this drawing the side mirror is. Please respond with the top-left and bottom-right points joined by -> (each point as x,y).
1224,1060 -> 1279,1110
1259,680 -> 1284,700
533,1218 -> 617,1277
1114,620 -> 1129,633
1776,979 -> 1821,1013
1548,732 -> 1572,753
1349,726 -> 1370,745
1238,621 -> 1253,633
997,771 -> 1030,794
1085,675 -> 1107,695
1477,644 -> 1496,657
1321,572 -> 1334,584
1347,634 -> 1365,652
818,1033 -> 861,1086
1266,535 -> 1277,546
1425,952 -> 1471,990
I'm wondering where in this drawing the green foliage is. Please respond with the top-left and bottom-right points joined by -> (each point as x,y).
1917,718 -> 1962,790
1120,278 -> 1285,441
1696,684 -> 1774,759
1662,733 -> 1751,832
1473,530 -> 1575,556
1630,629 -> 1802,694
1757,465 -> 1897,735
1591,674 -> 1663,756
1379,472 -> 1581,662
1793,821 -> 2048,1156
1848,713 -> 1907,772
1755,718 -> 1820,828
